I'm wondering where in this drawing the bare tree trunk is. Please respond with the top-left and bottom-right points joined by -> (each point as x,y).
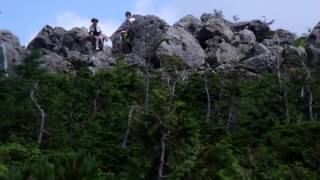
204,75 -> 211,123
122,106 -> 135,148
301,59 -> 314,121
227,69 -> 238,130
93,89 -> 100,114
158,132 -> 166,180
227,94 -> 235,131
0,44 -> 8,77
69,112 -> 75,144
30,82 -> 46,144
275,34 -> 290,123
144,59 -> 150,111
284,88 -> 290,123
307,88 -> 314,121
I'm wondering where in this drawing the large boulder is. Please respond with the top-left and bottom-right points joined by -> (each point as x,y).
215,42 -> 239,65
231,29 -> 257,46
27,26 -> 66,51
156,26 -> 207,68
206,42 -> 240,67
174,15 -> 203,36
196,17 -> 234,48
62,27 -> 93,54
128,15 -> 169,58
0,30 -> 29,75
306,22 -> 320,65
238,53 -> 277,74
234,20 -> 271,42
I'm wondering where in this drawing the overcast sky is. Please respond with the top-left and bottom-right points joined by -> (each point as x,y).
1,0 -> 319,45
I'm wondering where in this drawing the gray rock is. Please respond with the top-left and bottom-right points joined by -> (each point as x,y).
239,53 -> 276,73
88,48 -> 115,69
174,15 -> 203,36
283,45 -> 307,67
306,22 -> 320,65
273,29 -> 297,45
130,15 -> 169,58
62,27 -> 93,54
196,17 -> 234,47
156,26 -> 207,68
37,50 -> 70,74
200,13 -> 234,29
215,42 -> 239,65
28,26 -> 93,55
112,15 -> 170,58
0,30 -> 20,47
123,53 -> 145,67
234,20 -> 271,42
0,30 -> 29,75
27,25 -> 66,51
231,29 -> 257,46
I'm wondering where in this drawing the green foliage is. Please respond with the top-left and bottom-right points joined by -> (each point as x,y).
294,36 -> 308,47
0,53 -> 319,179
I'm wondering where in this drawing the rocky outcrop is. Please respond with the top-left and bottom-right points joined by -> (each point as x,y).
27,25 -> 115,73
306,22 -> 320,65
28,26 -> 93,55
1,12 -> 315,77
0,30 -> 29,75
156,26 -> 207,68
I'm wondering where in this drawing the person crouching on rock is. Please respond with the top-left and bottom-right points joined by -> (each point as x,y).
89,18 -> 108,51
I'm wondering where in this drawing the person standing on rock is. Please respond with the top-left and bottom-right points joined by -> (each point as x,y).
115,11 -> 135,41
89,18 -> 108,51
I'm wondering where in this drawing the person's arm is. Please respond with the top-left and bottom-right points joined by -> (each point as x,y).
89,25 -> 94,35
115,21 -> 128,33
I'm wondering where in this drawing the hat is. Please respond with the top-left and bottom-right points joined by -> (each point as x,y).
91,18 -> 99,23
125,11 -> 132,17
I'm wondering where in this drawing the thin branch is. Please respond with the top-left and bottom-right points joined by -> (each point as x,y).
30,82 -> 46,144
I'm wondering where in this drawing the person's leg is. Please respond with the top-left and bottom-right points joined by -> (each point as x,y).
95,37 -> 99,50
